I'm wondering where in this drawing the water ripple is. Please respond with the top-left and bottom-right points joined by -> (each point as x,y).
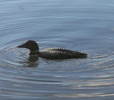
0,0 -> 114,99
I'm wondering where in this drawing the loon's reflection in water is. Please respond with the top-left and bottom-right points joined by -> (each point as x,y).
26,56 -> 39,67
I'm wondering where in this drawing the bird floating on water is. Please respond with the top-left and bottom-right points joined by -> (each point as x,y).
18,40 -> 87,60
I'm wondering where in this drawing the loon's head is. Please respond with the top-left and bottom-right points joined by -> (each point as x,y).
18,40 -> 39,54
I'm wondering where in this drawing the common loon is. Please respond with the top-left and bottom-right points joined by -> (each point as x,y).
18,40 -> 87,60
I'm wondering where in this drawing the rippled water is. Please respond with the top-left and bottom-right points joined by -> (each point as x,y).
1,0 -> 114,100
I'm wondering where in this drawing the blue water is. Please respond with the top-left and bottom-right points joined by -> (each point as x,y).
0,0 -> 114,100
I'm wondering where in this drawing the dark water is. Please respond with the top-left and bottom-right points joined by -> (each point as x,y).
0,0 -> 114,100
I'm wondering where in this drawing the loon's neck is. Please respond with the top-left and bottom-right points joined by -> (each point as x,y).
29,50 -> 39,55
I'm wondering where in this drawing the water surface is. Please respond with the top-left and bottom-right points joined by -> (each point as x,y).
0,0 -> 114,100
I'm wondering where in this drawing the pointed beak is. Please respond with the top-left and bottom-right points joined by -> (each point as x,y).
17,43 -> 26,48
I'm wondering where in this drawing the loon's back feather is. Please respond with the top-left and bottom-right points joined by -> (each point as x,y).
39,48 -> 87,59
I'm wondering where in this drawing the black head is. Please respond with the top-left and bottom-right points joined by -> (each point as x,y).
18,40 -> 39,52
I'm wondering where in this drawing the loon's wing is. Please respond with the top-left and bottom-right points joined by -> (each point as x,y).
39,48 -> 87,59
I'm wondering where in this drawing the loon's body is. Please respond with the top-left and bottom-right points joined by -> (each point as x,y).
18,40 -> 87,60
